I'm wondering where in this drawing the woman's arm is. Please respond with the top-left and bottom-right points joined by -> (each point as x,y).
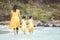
18,10 -> 22,22
10,10 -> 12,19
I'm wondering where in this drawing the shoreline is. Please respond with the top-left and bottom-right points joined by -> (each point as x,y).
0,21 -> 60,27
0,21 -> 10,25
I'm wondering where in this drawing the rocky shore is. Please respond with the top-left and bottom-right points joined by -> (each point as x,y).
0,21 -> 10,25
0,21 -> 60,27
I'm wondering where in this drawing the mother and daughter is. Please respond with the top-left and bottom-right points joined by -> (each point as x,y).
8,5 -> 34,35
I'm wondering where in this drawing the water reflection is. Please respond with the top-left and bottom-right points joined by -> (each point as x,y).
0,30 -> 10,34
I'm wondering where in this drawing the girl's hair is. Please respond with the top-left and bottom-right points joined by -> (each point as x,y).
13,5 -> 18,12
29,16 -> 32,19
22,16 -> 26,19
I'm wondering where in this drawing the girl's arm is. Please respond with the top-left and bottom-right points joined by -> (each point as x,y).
26,20 -> 29,25
32,19 -> 34,25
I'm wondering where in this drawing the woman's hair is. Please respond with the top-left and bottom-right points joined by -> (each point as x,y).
29,16 -> 32,19
13,5 -> 18,12
22,16 -> 26,19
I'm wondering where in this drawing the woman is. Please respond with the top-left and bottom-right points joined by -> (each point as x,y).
9,5 -> 21,35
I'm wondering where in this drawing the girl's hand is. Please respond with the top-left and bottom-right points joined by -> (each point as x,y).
26,22 -> 29,25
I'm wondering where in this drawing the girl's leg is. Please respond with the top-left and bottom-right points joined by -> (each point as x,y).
23,29 -> 26,34
22,29 -> 25,34
24,31 -> 26,34
29,28 -> 31,34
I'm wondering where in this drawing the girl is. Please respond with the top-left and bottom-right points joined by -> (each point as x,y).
9,5 -> 21,35
28,16 -> 34,34
21,16 -> 26,34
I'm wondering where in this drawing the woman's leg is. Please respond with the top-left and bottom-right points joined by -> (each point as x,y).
13,28 -> 18,35
13,28 -> 16,35
16,28 -> 19,35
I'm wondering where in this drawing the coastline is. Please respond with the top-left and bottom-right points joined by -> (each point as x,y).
0,21 -> 60,27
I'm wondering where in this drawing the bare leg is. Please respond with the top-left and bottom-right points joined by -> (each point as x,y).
24,32 -> 26,34
13,28 -> 18,35
16,28 -> 19,35
16,29 -> 18,35
14,28 -> 16,35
